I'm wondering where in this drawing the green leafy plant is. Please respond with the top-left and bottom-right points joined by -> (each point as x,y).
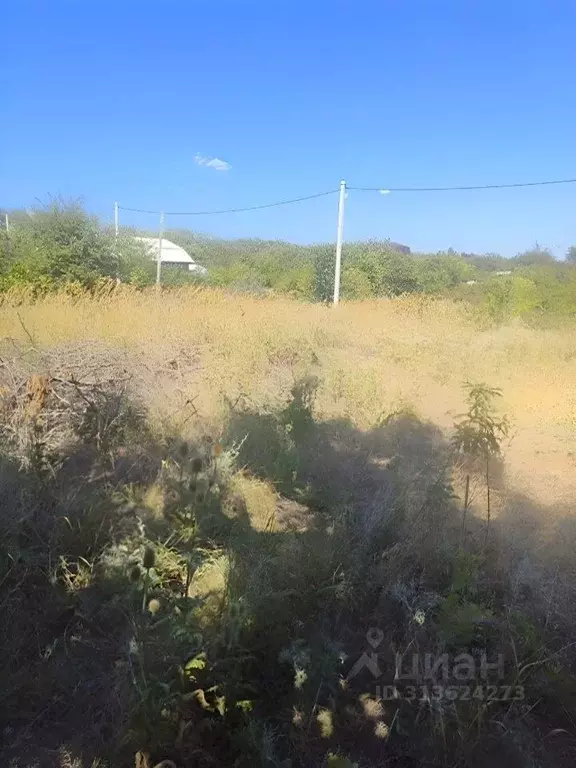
452,383 -> 509,545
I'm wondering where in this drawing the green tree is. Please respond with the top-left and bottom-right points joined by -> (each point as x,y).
313,245 -> 335,302
415,254 -> 475,293
341,264 -> 373,299
354,248 -> 420,296
114,230 -> 156,284
510,275 -> 542,315
274,263 -> 315,300
518,263 -> 576,316
482,277 -> 514,323
461,252 -> 511,272
566,246 -> 576,264
7,199 -> 117,286
515,246 -> 555,266
382,251 -> 421,295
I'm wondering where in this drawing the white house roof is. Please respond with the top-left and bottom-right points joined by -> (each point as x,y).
134,237 -> 208,274
135,237 -> 194,264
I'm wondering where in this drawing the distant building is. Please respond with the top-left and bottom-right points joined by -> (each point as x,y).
135,237 -> 208,275
390,241 -> 411,255
494,270 -> 512,276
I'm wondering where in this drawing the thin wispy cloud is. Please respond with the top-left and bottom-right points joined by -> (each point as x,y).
194,153 -> 231,172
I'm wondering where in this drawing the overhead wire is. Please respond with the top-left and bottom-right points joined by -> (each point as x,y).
348,178 -> 576,192
118,188 -> 339,216
117,177 -> 576,217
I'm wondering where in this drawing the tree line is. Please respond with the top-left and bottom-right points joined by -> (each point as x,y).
1,199 -> 575,320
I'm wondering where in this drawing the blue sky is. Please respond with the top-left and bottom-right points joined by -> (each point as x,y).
3,0 -> 576,256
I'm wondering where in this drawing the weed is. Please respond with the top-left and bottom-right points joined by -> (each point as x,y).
452,382 -> 510,545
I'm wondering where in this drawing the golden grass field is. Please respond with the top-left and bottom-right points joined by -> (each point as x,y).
2,287 -> 575,514
2,287 -> 576,768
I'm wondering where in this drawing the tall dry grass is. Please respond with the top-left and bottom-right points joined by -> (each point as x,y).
2,286 -> 576,767
2,287 -> 575,507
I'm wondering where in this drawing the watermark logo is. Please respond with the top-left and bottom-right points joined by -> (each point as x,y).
346,628 -> 523,701
375,683 -> 524,702
346,627 -> 384,680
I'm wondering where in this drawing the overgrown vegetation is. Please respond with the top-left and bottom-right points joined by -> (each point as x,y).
2,200 -> 576,324
1,287 -> 576,767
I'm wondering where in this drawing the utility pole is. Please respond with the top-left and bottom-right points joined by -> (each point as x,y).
113,202 -> 120,280
333,179 -> 346,305
156,211 -> 164,286
4,213 -> 9,235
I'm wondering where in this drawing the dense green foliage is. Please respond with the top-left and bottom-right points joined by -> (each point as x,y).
1,202 -> 116,291
2,199 -> 576,321
0,201 -> 156,291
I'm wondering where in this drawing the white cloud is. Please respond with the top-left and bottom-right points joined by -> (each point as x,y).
206,157 -> 231,171
194,153 -> 231,171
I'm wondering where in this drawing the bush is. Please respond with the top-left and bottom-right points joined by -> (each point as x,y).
274,263 -> 315,300
481,277 -> 514,323
476,265 -> 576,325
313,244 -> 336,302
4,197 -> 576,322
341,264 -> 374,299
416,254 -> 475,293
115,230 -> 157,284
6,199 -> 117,286
510,275 -> 542,315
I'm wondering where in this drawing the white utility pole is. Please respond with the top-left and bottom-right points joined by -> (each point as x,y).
4,213 -> 9,235
113,202 -> 120,280
156,211 -> 164,286
333,179 -> 346,305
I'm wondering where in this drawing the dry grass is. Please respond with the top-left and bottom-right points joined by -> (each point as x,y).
2,287 -> 575,508
2,287 -> 576,767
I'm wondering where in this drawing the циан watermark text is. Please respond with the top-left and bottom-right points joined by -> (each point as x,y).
345,627 -> 522,699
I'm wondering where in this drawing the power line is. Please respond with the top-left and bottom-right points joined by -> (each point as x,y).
116,205 -> 160,215
114,173 -> 576,302
349,178 -> 576,192
118,188 -> 339,216
117,177 -> 576,217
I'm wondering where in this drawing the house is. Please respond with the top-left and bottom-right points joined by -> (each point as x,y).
135,237 -> 208,275
389,241 -> 411,255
